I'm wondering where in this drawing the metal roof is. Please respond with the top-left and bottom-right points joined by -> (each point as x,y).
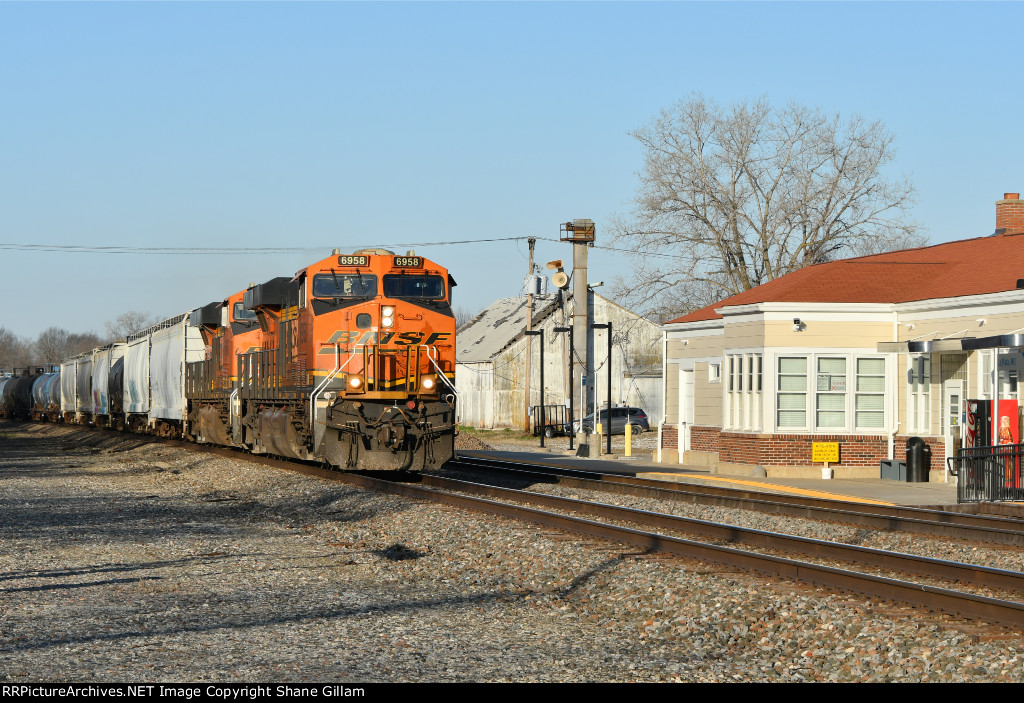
456,294 -> 562,363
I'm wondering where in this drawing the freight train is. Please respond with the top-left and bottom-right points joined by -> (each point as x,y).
1,248 -> 458,471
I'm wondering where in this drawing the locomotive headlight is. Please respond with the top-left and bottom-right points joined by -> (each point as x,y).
348,375 -> 363,390
421,376 -> 436,390
381,306 -> 395,328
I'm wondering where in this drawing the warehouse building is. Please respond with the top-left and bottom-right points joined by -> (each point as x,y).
456,291 -> 663,431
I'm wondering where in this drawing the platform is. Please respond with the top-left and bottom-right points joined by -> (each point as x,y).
456,448 -> 959,508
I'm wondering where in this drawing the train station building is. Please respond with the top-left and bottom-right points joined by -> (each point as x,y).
659,192 -> 1024,481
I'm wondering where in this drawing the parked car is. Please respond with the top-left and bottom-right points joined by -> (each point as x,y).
572,407 -> 649,435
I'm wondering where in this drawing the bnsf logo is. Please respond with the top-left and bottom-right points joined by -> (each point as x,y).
323,330 -> 452,347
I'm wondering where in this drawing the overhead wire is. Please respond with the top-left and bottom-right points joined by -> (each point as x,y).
0,235 -> 687,260
0,236 -> 541,255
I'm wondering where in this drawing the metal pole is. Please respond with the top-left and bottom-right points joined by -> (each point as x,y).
606,320 -> 612,456
554,326 -> 574,451
526,329 -> 544,448
524,237 -> 536,432
592,321 -> 613,456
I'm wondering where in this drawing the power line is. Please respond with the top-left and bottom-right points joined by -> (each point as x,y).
0,236 -> 537,255
0,235 -> 688,259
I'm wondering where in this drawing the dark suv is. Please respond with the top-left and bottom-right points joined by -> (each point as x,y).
573,407 -> 649,435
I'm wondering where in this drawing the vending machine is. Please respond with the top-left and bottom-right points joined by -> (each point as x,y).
966,399 -> 991,448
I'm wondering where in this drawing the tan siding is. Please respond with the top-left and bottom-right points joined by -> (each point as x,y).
664,364 -> 679,423
763,320 -> 891,348
668,331 -> 723,361
722,320 -> 764,350
693,362 -> 722,426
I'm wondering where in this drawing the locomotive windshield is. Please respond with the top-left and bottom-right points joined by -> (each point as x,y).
312,273 -> 378,299
233,303 -> 257,322
383,274 -> 445,300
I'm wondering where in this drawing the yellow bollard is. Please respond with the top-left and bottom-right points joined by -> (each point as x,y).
625,424 -> 632,457
596,422 -> 603,454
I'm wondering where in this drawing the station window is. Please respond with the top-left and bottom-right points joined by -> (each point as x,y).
815,357 -> 847,428
724,353 -> 762,431
855,358 -> 886,429
777,357 -> 807,428
908,355 -> 931,433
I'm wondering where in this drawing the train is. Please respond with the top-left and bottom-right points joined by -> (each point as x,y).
1,248 -> 458,471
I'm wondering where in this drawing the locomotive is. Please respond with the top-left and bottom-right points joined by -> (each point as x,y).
7,248 -> 458,472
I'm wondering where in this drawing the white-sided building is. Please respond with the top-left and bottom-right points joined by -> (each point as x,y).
457,291 -> 663,431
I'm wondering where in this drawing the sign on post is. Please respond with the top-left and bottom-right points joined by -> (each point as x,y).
812,442 -> 839,463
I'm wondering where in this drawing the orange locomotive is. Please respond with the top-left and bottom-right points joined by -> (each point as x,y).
186,249 -> 457,471
187,284 -> 278,447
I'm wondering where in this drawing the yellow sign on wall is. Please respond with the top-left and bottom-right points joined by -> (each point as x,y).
812,442 -> 839,463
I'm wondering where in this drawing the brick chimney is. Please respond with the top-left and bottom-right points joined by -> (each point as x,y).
997,192 -> 1024,235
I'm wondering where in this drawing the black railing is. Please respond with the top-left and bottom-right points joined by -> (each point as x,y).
948,443 -> 1024,503
239,349 -> 281,400
532,404 -> 569,437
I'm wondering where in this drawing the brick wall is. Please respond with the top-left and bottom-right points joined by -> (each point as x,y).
691,426 -> 721,453
661,424 -> 677,449
661,424 -> 946,473
719,432 -> 889,467
997,193 -> 1024,235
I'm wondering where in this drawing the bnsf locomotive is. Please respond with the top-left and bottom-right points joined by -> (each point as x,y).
4,248 -> 457,472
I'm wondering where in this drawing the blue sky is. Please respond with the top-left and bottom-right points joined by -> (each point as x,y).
2,1 -> 1023,339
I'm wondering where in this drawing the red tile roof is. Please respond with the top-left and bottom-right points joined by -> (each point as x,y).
668,232 -> 1024,324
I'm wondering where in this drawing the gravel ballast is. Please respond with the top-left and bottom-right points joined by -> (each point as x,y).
2,422 -> 1024,682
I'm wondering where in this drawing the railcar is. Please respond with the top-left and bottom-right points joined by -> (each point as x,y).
125,314 -> 205,435
30,370 -> 62,422
209,248 -> 458,471
2,368 -> 42,420
91,343 -> 126,429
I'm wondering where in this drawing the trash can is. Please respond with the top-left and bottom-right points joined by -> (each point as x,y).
906,437 -> 931,483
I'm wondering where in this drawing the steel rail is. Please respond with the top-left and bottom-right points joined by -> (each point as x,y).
298,466 -> 1024,629
451,454 -> 1024,546
135,438 -> 1024,628
421,473 -> 1024,595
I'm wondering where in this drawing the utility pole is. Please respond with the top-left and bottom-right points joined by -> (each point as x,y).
561,220 -> 595,450
524,236 -> 536,432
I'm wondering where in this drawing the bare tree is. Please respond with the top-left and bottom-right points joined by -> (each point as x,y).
34,327 -> 72,364
455,305 -> 483,331
105,311 -> 156,342
67,332 -> 102,355
612,94 -> 925,317
0,327 -> 33,371
32,327 -> 102,364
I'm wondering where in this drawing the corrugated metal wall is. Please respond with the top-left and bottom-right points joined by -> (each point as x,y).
456,294 -> 664,430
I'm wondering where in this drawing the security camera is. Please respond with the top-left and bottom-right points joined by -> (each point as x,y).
793,318 -> 802,332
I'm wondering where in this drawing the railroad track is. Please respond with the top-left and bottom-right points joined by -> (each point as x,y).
188,446 -> 1024,630
450,453 -> 1024,546
41,429 -> 1024,630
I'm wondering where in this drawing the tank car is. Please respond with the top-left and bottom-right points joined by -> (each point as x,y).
0,377 -> 10,418
2,368 -> 41,420
30,369 -> 62,422
206,248 -> 457,471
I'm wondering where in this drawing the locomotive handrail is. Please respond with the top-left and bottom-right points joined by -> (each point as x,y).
308,343 -> 358,428
420,344 -> 458,399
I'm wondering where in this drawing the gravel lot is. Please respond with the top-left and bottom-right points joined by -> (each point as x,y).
3,421 -> 1024,682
